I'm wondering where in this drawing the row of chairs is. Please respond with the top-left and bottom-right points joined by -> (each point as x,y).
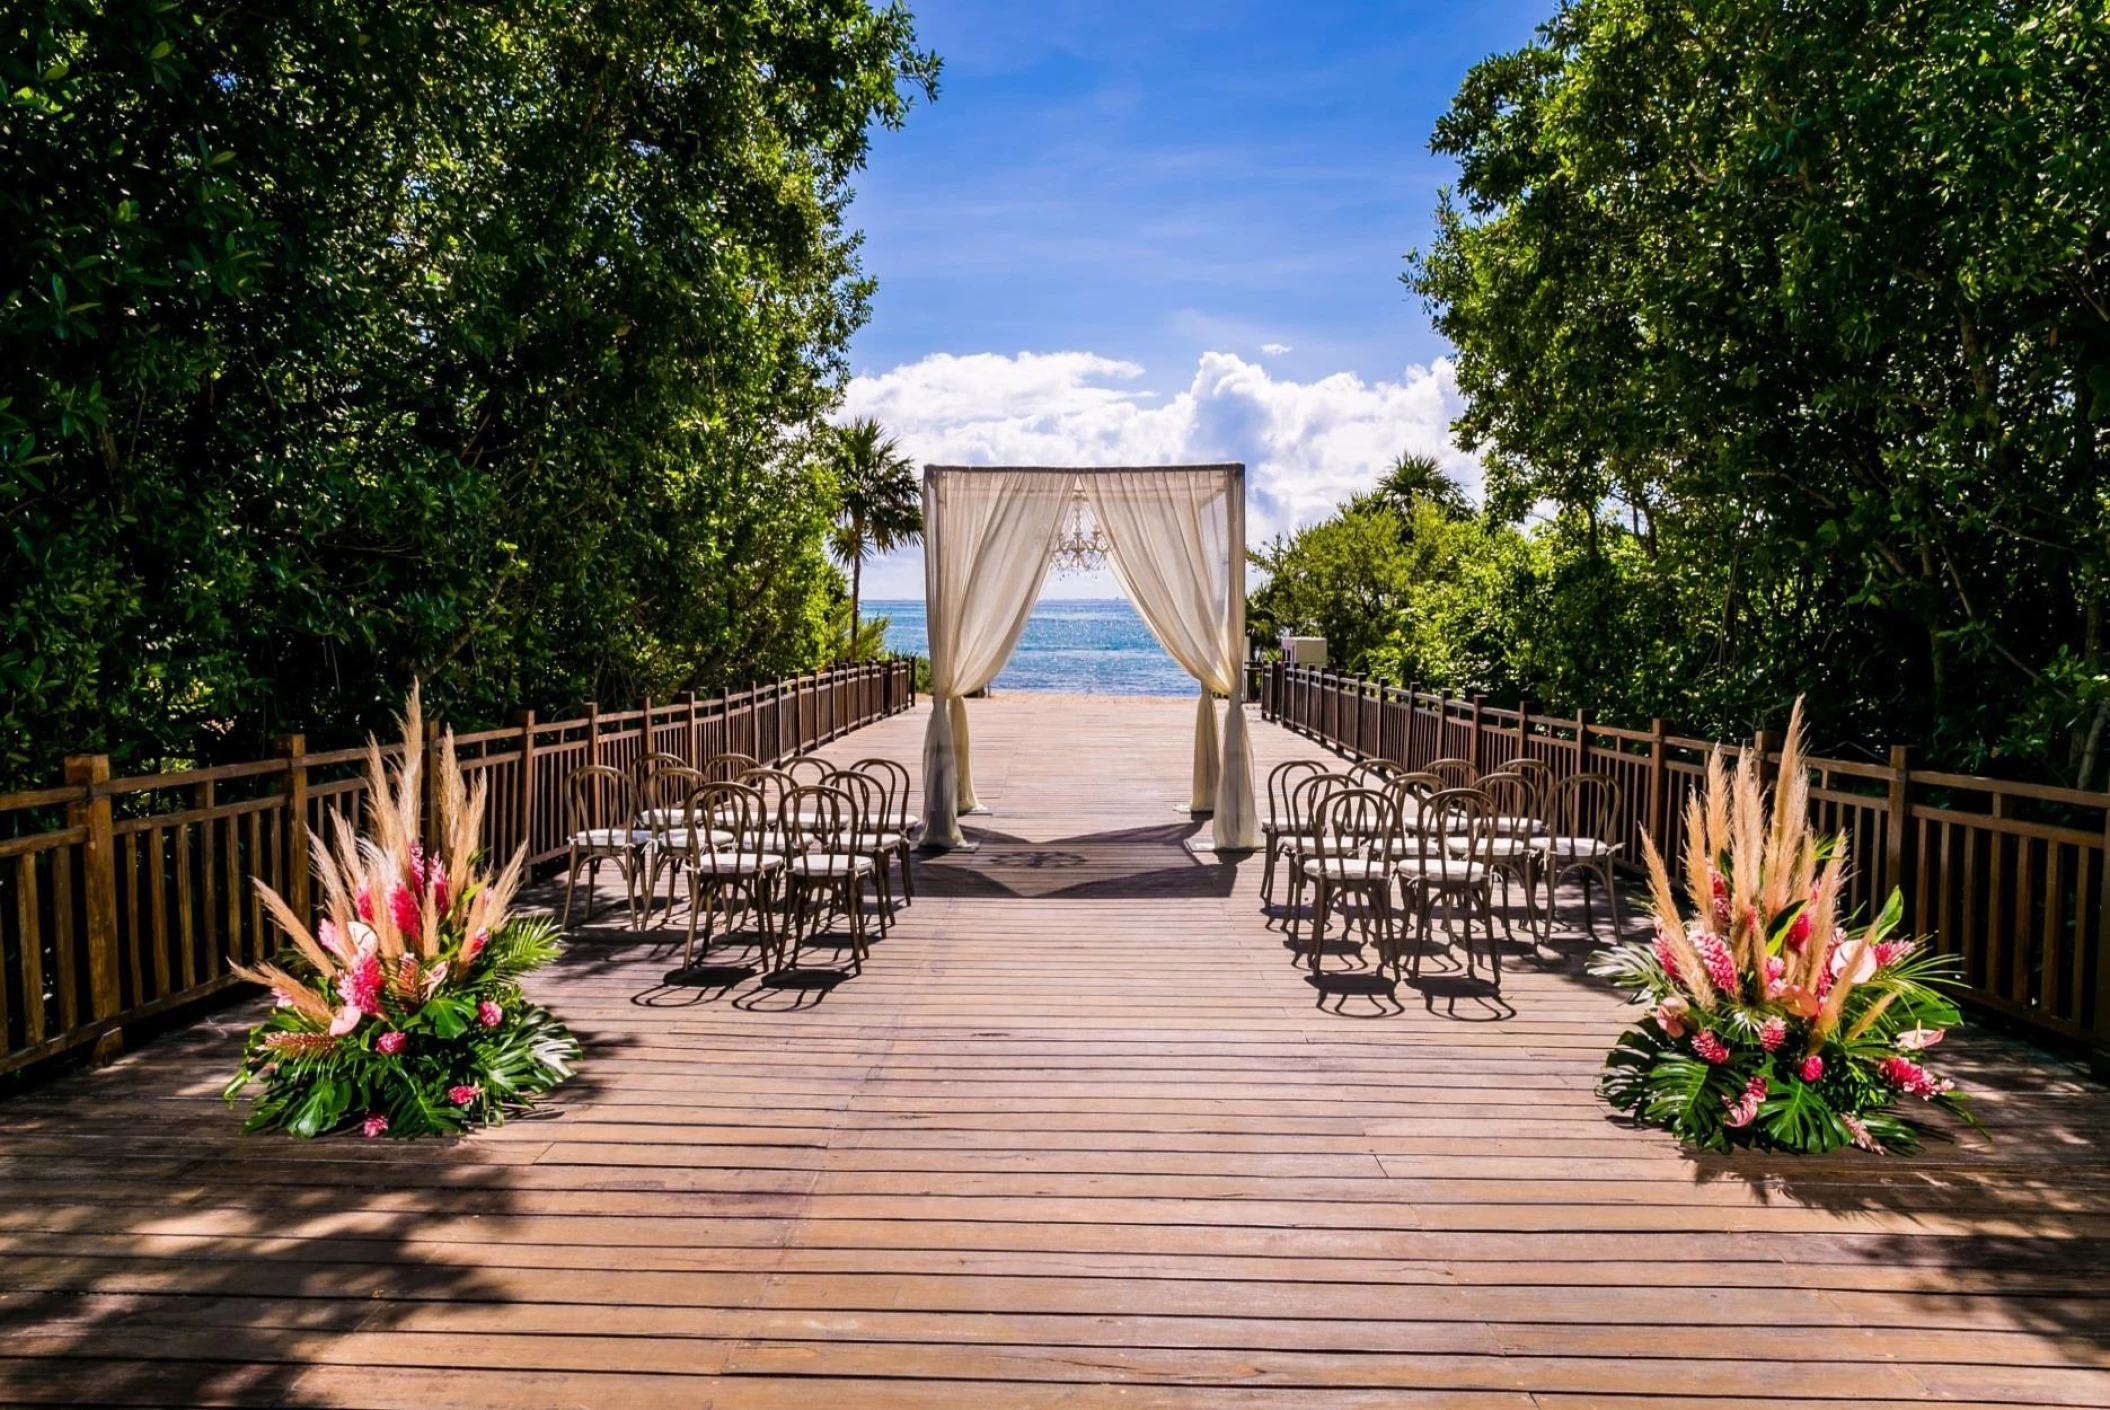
560,753 -> 914,973
1261,755 -> 1624,992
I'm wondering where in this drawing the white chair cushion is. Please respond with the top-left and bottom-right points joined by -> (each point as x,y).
789,854 -> 874,878
693,852 -> 785,875
655,826 -> 735,851
1546,836 -> 1616,858
1299,856 -> 1394,882
572,828 -> 650,849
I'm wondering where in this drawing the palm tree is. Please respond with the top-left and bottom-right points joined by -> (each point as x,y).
1374,451 -> 1470,519
827,418 -> 922,629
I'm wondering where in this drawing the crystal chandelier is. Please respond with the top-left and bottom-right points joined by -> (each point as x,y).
1049,485 -> 1109,576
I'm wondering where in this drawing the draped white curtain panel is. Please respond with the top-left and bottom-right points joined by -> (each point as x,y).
918,465 -> 1259,851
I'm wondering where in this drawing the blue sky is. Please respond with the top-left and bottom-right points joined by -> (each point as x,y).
843,0 -> 1551,599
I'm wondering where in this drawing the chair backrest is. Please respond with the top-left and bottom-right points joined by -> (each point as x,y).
1287,770 -> 1351,837
740,767 -> 798,824
848,758 -> 912,835
566,764 -> 638,834
702,752 -> 760,783
826,769 -> 888,849
1385,771 -> 1440,835
641,764 -> 706,824
1413,786 -> 1497,882
635,751 -> 688,784
684,782 -> 766,873
1310,789 -> 1401,881
1548,772 -> 1623,845
1476,770 -> 1540,829
782,756 -> 833,787
1426,757 -> 1479,790
1350,757 -> 1405,790
787,783 -> 857,855
1267,759 -> 1326,822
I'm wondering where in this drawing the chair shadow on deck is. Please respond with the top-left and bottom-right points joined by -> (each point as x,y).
915,822 -> 1244,902
0,983 -> 641,1407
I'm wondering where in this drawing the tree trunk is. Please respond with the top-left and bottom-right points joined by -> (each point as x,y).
850,551 -> 863,640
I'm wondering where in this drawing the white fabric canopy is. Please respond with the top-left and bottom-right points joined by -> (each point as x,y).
919,464 -> 1259,851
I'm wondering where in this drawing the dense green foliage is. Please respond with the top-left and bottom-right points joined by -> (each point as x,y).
3,0 -> 936,786
1379,0 -> 2110,780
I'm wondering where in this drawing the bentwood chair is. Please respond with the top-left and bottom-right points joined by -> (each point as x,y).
1467,770 -> 1545,940
561,765 -> 650,931
1302,788 -> 1405,979
826,768 -> 899,932
849,757 -> 917,895
1397,786 -> 1504,990
639,764 -> 713,917
678,782 -> 787,970
779,783 -> 876,969
782,755 -> 834,788
1282,771 -> 1356,950
1506,755 -> 1556,805
1351,758 -> 1406,791
702,752 -> 760,783
739,768 -> 804,853
1261,759 -> 1327,907
1426,757 -> 1479,791
1538,773 -> 1625,941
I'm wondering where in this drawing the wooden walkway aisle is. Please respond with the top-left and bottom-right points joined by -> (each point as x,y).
1,695 -> 2106,1408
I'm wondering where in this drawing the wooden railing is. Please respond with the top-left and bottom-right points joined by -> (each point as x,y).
1259,663 -> 2110,1060
0,659 -> 916,1075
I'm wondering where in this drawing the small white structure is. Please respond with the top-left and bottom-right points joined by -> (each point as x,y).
1280,635 -> 1328,668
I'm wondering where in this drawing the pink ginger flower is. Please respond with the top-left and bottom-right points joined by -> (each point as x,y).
1723,1074 -> 1767,1128
1800,1054 -> 1824,1083
1652,925 -> 1682,983
344,950 -> 385,1015
1709,870 -> 1730,932
355,886 -> 375,923
1871,938 -> 1916,969
1877,1056 -> 1952,1099
1841,1112 -> 1886,1154
1758,1016 -> 1787,1053
361,1113 -> 390,1139
388,884 -> 424,938
1692,931 -> 1737,995
376,1030 -> 408,1056
448,1084 -> 481,1107
462,929 -> 489,967
1785,908 -> 1813,953
1692,1030 -> 1731,1065
1763,955 -> 1787,998
1653,996 -> 1690,1039
328,1003 -> 363,1037
1895,1027 -> 1944,1052
477,999 -> 503,1028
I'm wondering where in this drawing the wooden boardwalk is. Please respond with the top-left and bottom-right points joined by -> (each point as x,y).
1,694 -> 2106,1408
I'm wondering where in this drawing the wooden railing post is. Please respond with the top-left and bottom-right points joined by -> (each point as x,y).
1574,708 -> 1592,774
1470,695 -> 1486,772
684,692 -> 699,765
1518,698 -> 1532,770
1645,718 -> 1668,855
1751,729 -> 1775,785
1885,745 -> 1910,914
276,735 -> 310,927
2097,802 -> 2110,1081
641,695 -> 654,757
585,701 -> 600,767
513,710 -> 536,859
63,755 -> 122,1062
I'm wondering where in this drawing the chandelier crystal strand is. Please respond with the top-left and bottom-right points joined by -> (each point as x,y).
1049,487 -> 1110,576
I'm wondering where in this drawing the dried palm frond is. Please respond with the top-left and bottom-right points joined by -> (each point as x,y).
230,961 -> 336,1026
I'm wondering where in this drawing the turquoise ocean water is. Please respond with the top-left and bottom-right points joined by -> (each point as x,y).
866,599 -> 1195,697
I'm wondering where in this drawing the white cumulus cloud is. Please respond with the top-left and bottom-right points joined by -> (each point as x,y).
841,349 -> 1477,554
1259,342 -> 1292,355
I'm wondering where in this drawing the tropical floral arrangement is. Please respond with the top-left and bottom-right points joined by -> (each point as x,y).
1592,702 -> 1970,1154
226,692 -> 579,1138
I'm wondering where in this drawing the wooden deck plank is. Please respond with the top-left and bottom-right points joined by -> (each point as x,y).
0,693 -> 2104,1406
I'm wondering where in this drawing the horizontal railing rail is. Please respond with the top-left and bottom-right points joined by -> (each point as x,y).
1258,663 -> 2110,1060
0,659 -> 917,1075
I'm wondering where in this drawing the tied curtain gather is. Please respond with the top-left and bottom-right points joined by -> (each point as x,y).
919,465 -> 1259,852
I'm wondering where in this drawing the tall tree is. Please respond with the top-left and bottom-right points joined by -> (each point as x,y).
1406,0 -> 2110,778
1,0 -> 938,785
826,417 -> 922,628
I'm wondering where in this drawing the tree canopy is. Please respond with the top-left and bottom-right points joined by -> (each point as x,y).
1403,0 -> 2110,782
2,0 -> 936,785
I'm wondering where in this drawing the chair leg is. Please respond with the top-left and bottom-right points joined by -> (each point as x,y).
897,840 -> 915,903
562,847 -> 581,930
1309,876 -> 1331,975
849,876 -> 868,967
1261,838 -> 1278,906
